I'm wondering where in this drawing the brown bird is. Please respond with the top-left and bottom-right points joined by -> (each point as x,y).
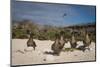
77,32 -> 91,52
27,33 -> 36,50
70,32 -> 77,48
83,32 -> 91,50
51,34 -> 61,56
51,31 -> 66,56
59,31 -> 66,50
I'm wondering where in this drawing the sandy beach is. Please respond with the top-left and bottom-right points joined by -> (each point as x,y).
11,39 -> 96,66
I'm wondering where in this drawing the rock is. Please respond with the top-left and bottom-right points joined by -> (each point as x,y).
64,41 -> 71,48
76,41 -> 84,48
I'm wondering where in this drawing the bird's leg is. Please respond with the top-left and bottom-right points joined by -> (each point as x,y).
82,49 -> 85,52
53,51 -> 60,56
87,46 -> 90,51
33,47 -> 35,50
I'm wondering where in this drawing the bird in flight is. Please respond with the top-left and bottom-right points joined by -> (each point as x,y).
63,13 -> 67,17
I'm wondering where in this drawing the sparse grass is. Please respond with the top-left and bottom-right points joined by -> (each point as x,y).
12,21 -> 96,41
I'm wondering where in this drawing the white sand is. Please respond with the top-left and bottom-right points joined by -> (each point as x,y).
12,39 -> 96,66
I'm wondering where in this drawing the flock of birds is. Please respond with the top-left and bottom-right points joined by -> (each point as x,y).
26,30 -> 91,56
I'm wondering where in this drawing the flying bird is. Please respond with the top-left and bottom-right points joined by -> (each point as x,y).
63,13 -> 67,17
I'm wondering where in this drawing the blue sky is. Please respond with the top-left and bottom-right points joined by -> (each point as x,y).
12,0 -> 96,27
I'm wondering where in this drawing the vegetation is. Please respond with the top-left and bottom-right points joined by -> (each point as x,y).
12,20 -> 96,42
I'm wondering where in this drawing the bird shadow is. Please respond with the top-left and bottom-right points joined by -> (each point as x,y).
44,51 -> 54,55
44,51 -> 60,56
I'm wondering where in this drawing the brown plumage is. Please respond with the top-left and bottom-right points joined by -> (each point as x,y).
59,35 -> 66,49
27,33 -> 36,50
70,34 -> 77,48
51,38 -> 61,56
78,32 -> 91,52
51,34 -> 61,56
51,32 -> 66,56
83,33 -> 91,47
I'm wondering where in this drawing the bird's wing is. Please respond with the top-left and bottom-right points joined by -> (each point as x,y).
33,41 -> 37,47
